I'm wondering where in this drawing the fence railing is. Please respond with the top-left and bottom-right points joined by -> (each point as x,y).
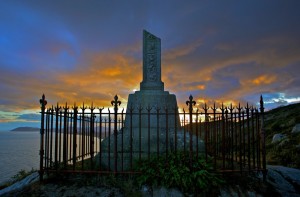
39,94 -> 266,181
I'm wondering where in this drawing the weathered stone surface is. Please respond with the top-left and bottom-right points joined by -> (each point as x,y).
268,165 -> 300,188
152,187 -> 184,197
272,133 -> 286,143
0,172 -> 39,196
140,30 -> 164,91
267,165 -> 300,196
291,124 -> 300,133
125,90 -> 180,129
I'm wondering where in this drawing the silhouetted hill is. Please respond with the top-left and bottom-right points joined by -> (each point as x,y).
11,127 -> 40,132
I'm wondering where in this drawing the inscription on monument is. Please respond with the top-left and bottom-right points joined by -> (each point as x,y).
147,48 -> 157,81
141,30 -> 164,91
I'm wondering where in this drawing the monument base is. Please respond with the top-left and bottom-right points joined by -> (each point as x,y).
124,90 -> 180,128
96,90 -> 205,171
98,128 -> 205,171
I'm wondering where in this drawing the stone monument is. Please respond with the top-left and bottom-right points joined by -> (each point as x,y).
124,30 -> 180,129
99,30 -> 203,171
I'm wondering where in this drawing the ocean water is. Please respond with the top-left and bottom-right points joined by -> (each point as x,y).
0,131 -> 40,185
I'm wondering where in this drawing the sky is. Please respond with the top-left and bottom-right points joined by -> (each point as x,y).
0,0 -> 300,130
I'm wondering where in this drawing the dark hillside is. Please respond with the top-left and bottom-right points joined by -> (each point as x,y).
185,103 -> 300,168
264,103 -> 300,168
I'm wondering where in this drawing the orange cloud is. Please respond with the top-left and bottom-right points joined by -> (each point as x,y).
251,74 -> 277,85
102,67 -> 122,77
48,48 -> 143,107
197,85 -> 206,90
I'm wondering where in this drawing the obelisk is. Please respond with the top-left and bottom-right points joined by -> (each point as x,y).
140,30 -> 164,91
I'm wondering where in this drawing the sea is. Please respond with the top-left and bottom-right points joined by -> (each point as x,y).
0,131 -> 40,185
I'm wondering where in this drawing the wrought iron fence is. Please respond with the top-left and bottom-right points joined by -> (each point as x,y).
39,94 -> 266,181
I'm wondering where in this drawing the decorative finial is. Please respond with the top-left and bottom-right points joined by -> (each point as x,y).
39,94 -> 47,107
186,94 -> 196,112
111,95 -> 121,111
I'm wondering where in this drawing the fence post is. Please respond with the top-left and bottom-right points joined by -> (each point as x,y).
72,104 -> 78,170
146,105 -> 152,160
156,106 -> 160,157
54,103 -> 61,171
111,95 -> 121,174
90,103 -> 95,169
220,103 -> 225,168
81,103 -> 87,170
63,103 -> 69,168
203,103 -> 209,161
186,95 -> 196,167
260,95 -> 267,181
129,104 -> 134,170
39,94 -> 47,182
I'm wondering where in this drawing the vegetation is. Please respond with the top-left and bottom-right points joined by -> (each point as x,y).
0,168 -> 36,190
135,151 -> 224,194
264,103 -> 300,168
186,102 -> 300,168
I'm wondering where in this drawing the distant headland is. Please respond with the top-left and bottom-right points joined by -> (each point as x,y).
10,127 -> 40,132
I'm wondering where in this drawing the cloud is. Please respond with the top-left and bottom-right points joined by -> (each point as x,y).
17,113 -> 40,122
0,0 -> 299,121
164,39 -> 202,60
251,75 -> 277,86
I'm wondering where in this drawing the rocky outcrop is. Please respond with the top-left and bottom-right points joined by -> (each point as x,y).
141,186 -> 184,197
291,124 -> 300,133
0,172 -> 39,196
267,165 -> 300,196
272,133 -> 287,143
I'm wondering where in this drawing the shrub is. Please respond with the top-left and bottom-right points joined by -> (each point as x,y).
11,168 -> 36,182
135,152 -> 224,193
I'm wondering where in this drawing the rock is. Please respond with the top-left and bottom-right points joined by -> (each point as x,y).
272,133 -> 286,143
291,124 -> 300,133
219,187 -> 240,197
140,185 -> 152,196
267,165 -> 300,196
139,186 -> 183,197
0,172 -> 39,196
268,165 -> 300,188
152,187 -> 184,197
219,185 -> 260,197
267,168 -> 295,194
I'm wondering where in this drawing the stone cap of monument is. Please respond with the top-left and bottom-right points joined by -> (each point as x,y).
140,30 -> 164,91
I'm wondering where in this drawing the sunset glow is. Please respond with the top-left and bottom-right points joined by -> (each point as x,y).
0,1 -> 300,130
